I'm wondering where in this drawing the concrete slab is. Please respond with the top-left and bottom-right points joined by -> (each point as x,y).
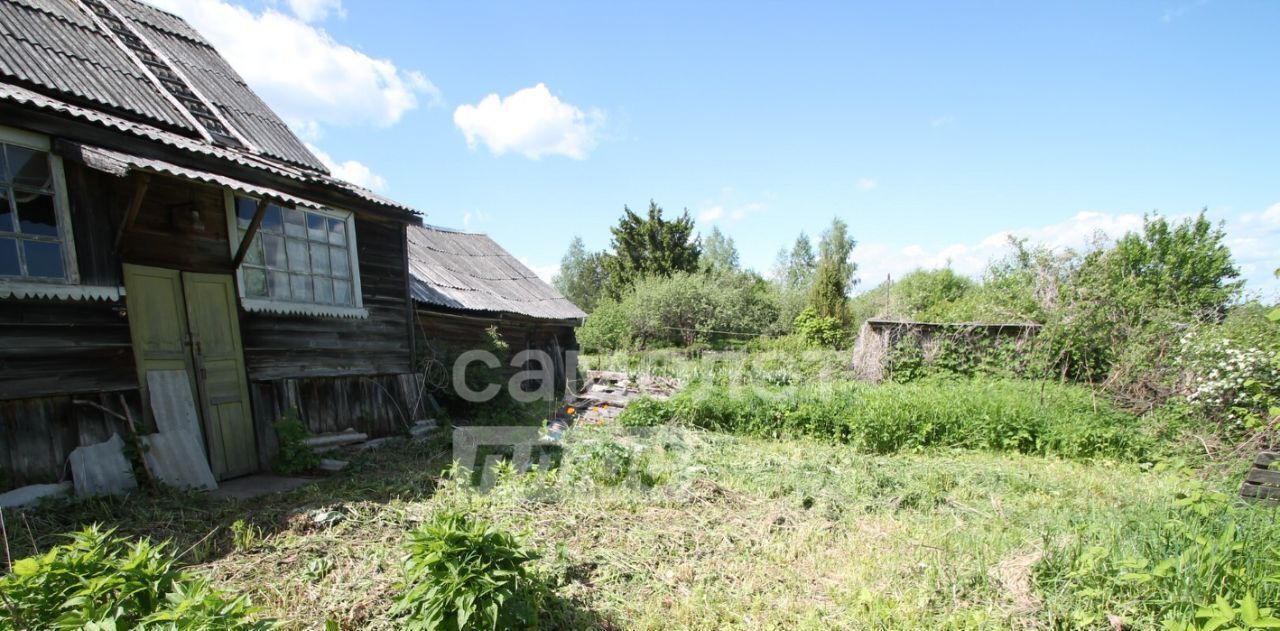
210,474 -> 316,500
147,370 -> 202,435
142,430 -> 217,491
0,482 -> 72,509
69,433 -> 137,497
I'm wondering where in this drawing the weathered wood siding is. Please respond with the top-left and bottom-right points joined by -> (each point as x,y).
240,218 -> 412,380
415,307 -> 580,397
247,373 -> 424,469
0,391 -> 141,489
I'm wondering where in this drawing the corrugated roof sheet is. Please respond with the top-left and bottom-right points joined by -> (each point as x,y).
62,140 -> 326,209
407,225 -> 586,321
0,83 -> 419,215
0,0 -> 327,171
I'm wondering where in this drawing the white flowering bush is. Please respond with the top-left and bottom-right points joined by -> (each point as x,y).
1177,328 -> 1280,431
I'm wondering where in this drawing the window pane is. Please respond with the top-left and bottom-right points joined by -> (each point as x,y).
259,204 -> 282,233
0,238 -> 17,275
268,271 -> 290,299
306,212 -> 326,241
309,242 -> 329,275
313,276 -> 333,304
23,239 -> 63,278
243,267 -> 267,297
290,273 -> 313,302
242,236 -> 263,266
327,218 -> 346,245
330,247 -> 350,278
0,189 -> 11,233
286,238 -> 309,272
334,280 -> 353,306
6,145 -> 51,190
262,234 -> 286,268
284,208 -> 306,238
16,192 -> 57,237
235,197 -> 257,229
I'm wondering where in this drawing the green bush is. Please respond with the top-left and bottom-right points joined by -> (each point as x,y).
647,379 -> 1152,460
0,526 -> 272,630
272,408 -> 319,474
617,396 -> 673,427
792,307 -> 845,348
393,511 -> 543,630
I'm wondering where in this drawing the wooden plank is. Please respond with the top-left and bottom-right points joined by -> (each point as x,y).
1254,452 -> 1278,468
1240,483 -> 1280,501
1245,467 -> 1280,486
113,173 -> 151,252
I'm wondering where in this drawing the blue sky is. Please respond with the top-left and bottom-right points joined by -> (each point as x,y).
155,0 -> 1279,297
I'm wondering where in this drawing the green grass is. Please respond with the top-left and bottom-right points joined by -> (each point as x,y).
622,378 -> 1158,460
8,423 -> 1272,629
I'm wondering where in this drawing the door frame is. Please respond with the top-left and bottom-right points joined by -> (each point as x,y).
123,264 -> 257,479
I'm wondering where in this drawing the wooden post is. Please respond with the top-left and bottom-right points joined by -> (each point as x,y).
231,197 -> 271,269
113,173 -> 151,252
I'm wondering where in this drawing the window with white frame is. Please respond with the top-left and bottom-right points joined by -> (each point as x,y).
0,128 -> 76,283
230,196 -> 360,309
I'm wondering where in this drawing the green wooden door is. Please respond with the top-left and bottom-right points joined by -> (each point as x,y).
123,265 -> 257,479
181,272 -> 257,478
123,264 -> 198,408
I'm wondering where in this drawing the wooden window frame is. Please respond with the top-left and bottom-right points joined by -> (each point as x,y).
0,125 -> 82,293
223,191 -> 367,319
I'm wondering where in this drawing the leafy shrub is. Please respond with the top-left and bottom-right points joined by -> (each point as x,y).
393,511 -> 543,630
617,396 -> 673,427
272,408 -> 319,474
649,379 -> 1151,459
1177,326 -> 1280,433
1037,471 -> 1280,629
577,298 -> 633,353
0,526 -> 272,630
792,307 -> 845,348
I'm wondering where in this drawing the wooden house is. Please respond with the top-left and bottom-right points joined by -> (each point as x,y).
407,224 -> 585,398
0,0 -> 427,490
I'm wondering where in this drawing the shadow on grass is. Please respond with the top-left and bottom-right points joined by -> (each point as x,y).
8,433 -> 456,562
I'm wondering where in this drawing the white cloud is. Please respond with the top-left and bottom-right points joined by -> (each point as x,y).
853,207 -> 1280,296
462,210 -> 491,229
930,115 -> 954,128
305,143 -> 386,191
856,178 -> 878,191
453,84 -> 604,159
853,210 -> 1147,288
520,258 -> 560,284
147,0 -> 439,132
697,202 -> 764,226
280,0 -> 344,22
1227,203 -> 1280,297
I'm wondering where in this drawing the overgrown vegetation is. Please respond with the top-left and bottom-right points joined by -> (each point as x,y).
272,408 -> 319,474
0,526 -> 272,630
620,379 -> 1154,460
393,511 -> 543,630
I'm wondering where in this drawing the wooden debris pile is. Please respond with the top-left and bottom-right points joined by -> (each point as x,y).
567,370 -> 682,424
1240,451 -> 1279,504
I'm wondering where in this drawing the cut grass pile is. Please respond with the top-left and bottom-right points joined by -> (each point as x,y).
8,423 -> 1273,629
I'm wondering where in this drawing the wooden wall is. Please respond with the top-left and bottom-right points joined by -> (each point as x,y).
415,307 -> 580,397
0,391 -> 140,488
247,373 -> 424,469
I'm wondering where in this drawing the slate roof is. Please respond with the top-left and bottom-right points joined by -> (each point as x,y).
0,0 -> 330,174
407,225 -> 586,322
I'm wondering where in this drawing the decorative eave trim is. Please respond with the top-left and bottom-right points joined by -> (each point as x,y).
240,298 -> 367,319
0,282 -> 124,301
